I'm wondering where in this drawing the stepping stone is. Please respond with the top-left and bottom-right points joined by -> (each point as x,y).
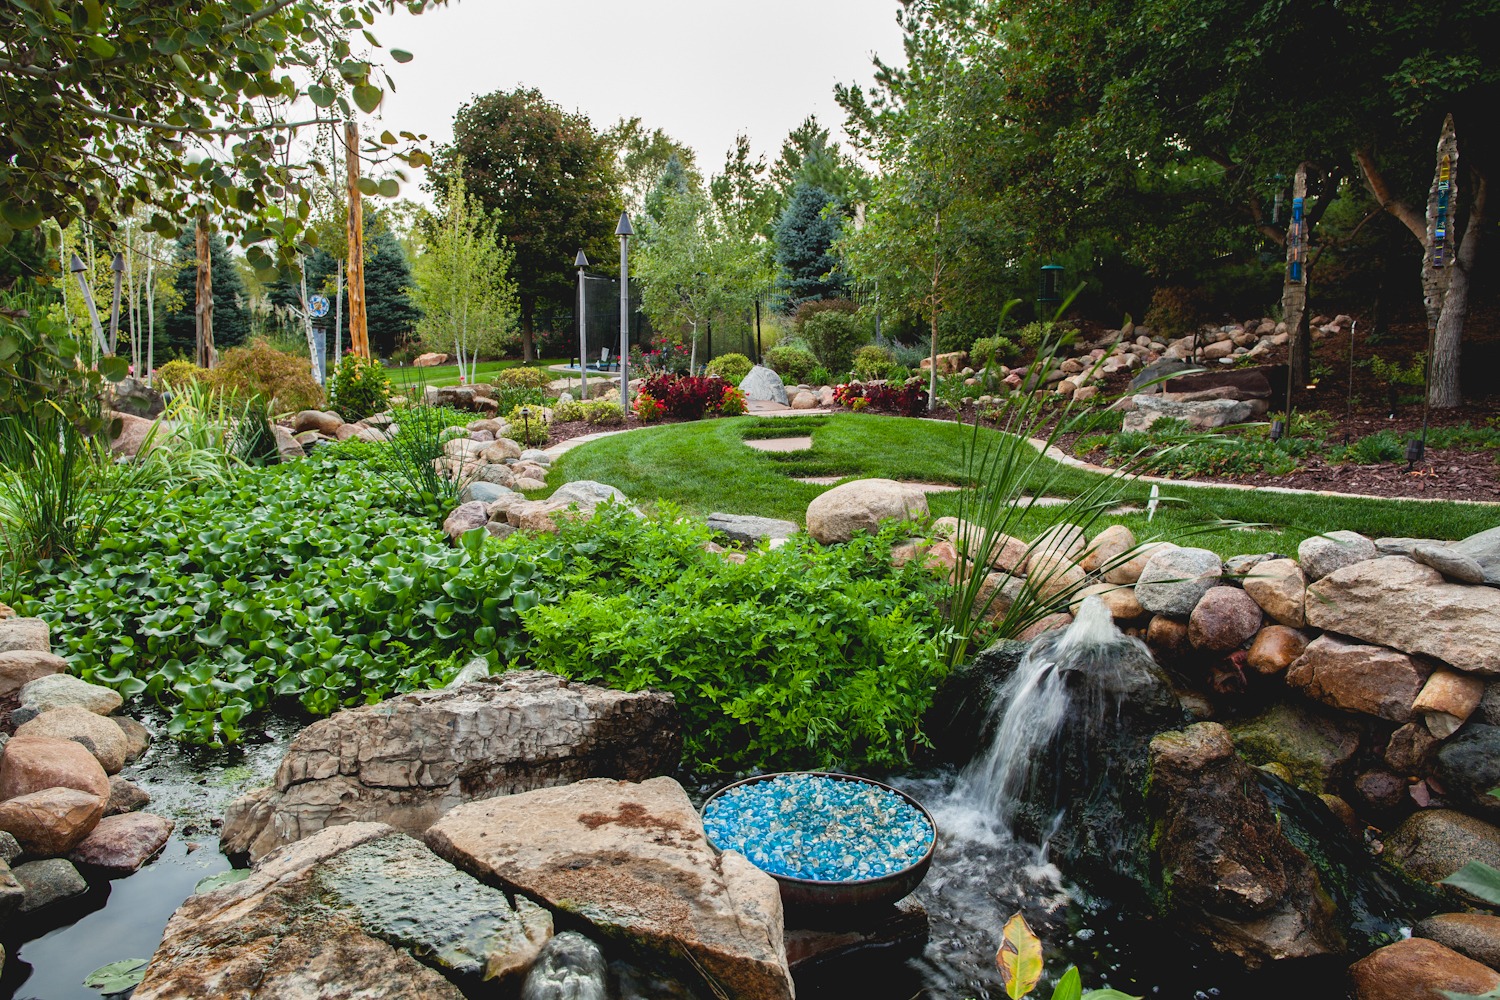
744,436 -> 813,452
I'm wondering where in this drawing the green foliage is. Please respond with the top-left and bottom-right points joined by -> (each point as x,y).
0,292 -> 117,438
800,309 -> 868,374
706,353 -> 754,386
433,88 -> 624,355
199,339 -> 324,415
13,457 -> 527,742
504,414 -> 550,448
493,366 -> 555,391
352,403 -> 462,519
762,346 -> 819,383
970,335 -> 1017,369
1334,430 -> 1405,465
412,164 -> 520,377
516,507 -> 947,771
495,386 -> 547,415
806,366 -> 833,387
84,958 -> 149,995
1017,322 -> 1061,349
328,356 -> 392,422
1367,353 -> 1428,388
1142,287 -> 1210,340
552,399 -> 587,422
583,400 -> 625,426
852,345 -> 896,382
0,0 -> 441,261
153,359 -> 201,391
886,362 -> 913,382
1441,861 -> 1500,906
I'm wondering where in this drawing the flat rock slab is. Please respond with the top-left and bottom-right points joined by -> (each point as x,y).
706,513 -> 800,546
69,812 -> 173,875
135,823 -> 551,1000
744,436 -> 813,452
1307,557 -> 1500,675
426,776 -> 794,1000
221,671 -> 681,862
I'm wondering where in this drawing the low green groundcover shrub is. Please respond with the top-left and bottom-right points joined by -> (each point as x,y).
763,346 -> 819,384
12,465 -> 948,770
513,507 -> 948,770
705,353 -> 753,386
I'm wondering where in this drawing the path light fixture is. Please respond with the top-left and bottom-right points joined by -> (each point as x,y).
575,249 -> 589,397
1405,436 -> 1425,473
108,252 -> 125,355
616,213 -> 633,406
520,407 -> 533,447
1269,419 -> 1285,443
70,253 -> 107,360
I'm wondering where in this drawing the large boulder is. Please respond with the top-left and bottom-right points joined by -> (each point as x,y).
1416,525 -> 1500,586
15,705 -> 129,774
1187,586 -> 1262,651
221,671 -> 681,863
1241,558 -> 1307,627
107,410 -> 156,457
108,377 -> 165,418
805,479 -> 928,545
12,858 -> 88,912
291,410 -> 344,435
69,812 -> 173,875
551,480 -> 629,508
1134,546 -> 1222,616
17,673 -> 123,715
0,616 -> 50,654
442,500 -> 490,541
0,734 -> 110,799
1306,557 -> 1500,674
1384,809 -> 1500,885
1434,725 -> 1500,820
135,823 -> 552,1000
1227,702 -> 1361,794
1298,530 -> 1378,581
426,777 -> 794,1000
707,513 -> 800,546
739,365 -> 789,406
0,787 -> 106,855
1145,723 -> 1342,966
1122,395 -> 1254,433
0,649 -> 66,697
1348,937 -> 1500,1000
1286,634 -> 1432,722
1415,912 -> 1500,970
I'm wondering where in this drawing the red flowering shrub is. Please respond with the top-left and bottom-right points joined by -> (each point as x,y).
833,380 -> 928,416
716,386 -> 748,416
633,392 -> 666,422
642,373 -> 736,420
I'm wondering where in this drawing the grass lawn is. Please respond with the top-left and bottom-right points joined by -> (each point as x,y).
548,414 -> 1498,559
387,358 -> 569,390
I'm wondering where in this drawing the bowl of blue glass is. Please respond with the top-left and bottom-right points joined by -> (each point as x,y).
701,771 -> 937,909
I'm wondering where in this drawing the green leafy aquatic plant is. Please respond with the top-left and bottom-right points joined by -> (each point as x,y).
997,913 -> 1140,1000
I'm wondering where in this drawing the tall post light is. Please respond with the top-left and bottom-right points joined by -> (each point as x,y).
575,249 -> 590,397
616,213 -> 634,406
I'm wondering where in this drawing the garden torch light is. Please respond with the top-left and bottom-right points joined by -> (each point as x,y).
521,407 -> 532,447
575,249 -> 589,397
70,253 -> 107,361
108,252 -> 124,355
617,212 -> 633,407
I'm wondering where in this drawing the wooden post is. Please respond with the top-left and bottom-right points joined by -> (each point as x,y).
195,218 -> 215,368
345,120 -> 369,359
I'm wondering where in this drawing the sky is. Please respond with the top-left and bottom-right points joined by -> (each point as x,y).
367,0 -> 907,190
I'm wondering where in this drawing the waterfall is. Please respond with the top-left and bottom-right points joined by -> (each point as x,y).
946,596 -> 1160,843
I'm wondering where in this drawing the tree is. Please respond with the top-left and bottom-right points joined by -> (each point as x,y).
432,88 -> 623,361
606,118 -> 701,217
0,1 -> 444,268
636,168 -> 773,367
774,184 -> 848,306
411,169 -> 518,382
163,229 -> 248,360
362,229 -> 422,358
770,116 -> 871,211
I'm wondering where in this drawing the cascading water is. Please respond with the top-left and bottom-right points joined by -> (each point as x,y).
953,595 -> 1160,839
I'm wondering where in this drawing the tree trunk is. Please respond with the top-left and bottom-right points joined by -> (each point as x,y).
334,259 -> 344,372
520,299 -> 535,363
1430,172 -> 1488,408
345,120 -> 369,359
1281,163 -> 1311,384
195,219 -> 214,369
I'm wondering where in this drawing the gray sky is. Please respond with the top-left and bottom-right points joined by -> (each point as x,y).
368,0 -> 907,186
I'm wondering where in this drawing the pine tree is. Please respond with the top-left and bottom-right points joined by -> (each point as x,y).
163,229 -> 250,359
773,183 -> 846,306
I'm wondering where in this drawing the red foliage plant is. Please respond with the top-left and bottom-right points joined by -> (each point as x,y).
641,373 -> 736,420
